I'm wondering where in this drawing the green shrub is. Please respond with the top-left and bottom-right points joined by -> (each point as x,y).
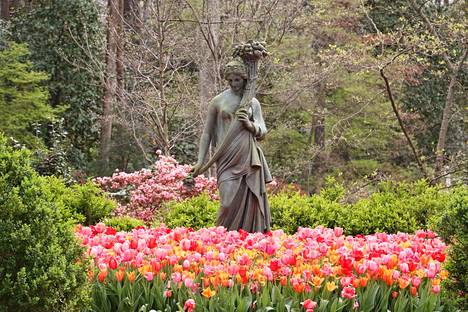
161,193 -> 218,229
270,191 -> 319,233
270,179 -> 449,235
102,216 -> 145,231
431,186 -> 467,311
66,181 -> 117,225
31,176 -> 116,226
0,134 -> 90,311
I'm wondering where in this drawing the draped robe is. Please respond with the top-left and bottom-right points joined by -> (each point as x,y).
202,90 -> 272,233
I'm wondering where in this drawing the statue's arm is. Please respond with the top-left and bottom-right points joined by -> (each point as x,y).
251,99 -> 267,140
196,101 -> 217,166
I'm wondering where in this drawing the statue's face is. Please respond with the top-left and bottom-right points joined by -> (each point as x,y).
226,74 -> 246,93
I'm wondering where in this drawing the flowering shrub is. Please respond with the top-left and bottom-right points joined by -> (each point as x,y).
77,224 -> 448,311
94,153 -> 217,222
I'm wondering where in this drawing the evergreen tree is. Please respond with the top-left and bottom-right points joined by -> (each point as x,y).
10,0 -> 105,170
0,42 -> 58,147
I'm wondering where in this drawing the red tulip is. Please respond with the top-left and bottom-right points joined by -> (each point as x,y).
108,257 -> 118,270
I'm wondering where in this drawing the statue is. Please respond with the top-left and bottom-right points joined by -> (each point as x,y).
192,41 -> 272,233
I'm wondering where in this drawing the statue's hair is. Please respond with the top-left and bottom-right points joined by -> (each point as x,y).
223,58 -> 248,80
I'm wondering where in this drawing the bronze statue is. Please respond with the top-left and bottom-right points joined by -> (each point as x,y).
192,41 -> 272,233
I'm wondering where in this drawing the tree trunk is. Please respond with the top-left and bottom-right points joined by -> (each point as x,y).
124,0 -> 140,32
434,49 -> 468,182
197,0 -> 220,177
314,115 -> 325,148
115,0 -> 124,101
310,84 -> 325,148
100,0 -> 117,174
1,0 -> 10,20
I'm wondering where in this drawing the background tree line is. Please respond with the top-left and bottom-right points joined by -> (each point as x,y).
0,0 -> 465,192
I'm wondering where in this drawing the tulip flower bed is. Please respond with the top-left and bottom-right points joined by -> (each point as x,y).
78,224 -> 448,312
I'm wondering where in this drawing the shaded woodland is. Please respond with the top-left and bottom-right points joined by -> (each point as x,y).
0,0 -> 466,192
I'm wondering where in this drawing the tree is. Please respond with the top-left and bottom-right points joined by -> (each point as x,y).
364,0 -> 467,185
10,0 -> 105,171
0,43 -> 58,147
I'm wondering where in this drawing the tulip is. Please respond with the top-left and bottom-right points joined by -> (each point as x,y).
341,286 -> 356,299
202,287 -> 216,298
98,269 -> 108,282
326,281 -> 337,292
115,269 -> 125,282
108,257 -> 118,270
144,272 -> 154,281
127,271 -> 136,283
334,227 -> 343,237
184,299 -> 196,312
412,276 -> 421,288
302,299 -> 317,312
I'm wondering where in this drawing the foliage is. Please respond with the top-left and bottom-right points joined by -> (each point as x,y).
0,133 -> 90,311
0,43 -> 58,147
431,186 -> 468,311
158,178 -> 449,236
94,153 -> 218,222
32,118 -> 76,181
64,181 -> 117,226
78,225 -> 447,312
271,180 -> 448,235
10,0 -> 104,170
160,193 -> 218,230
101,216 -> 145,232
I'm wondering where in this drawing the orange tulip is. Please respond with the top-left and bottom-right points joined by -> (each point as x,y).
352,278 -> 360,288
98,269 -> 108,283
280,276 -> 288,286
440,269 -> 449,280
292,282 -> 305,293
202,287 -> 216,298
87,270 -> 95,281
398,278 -> 409,289
115,269 -> 125,282
359,277 -> 368,288
387,255 -> 398,269
127,271 -> 136,283
312,276 -> 324,288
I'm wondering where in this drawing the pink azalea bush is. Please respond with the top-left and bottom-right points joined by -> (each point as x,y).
78,224 -> 448,311
94,152 -> 217,221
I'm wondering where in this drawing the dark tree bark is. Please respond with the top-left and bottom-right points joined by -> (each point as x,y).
314,115 -> 325,148
116,0 -> 124,99
100,0 -> 117,173
1,0 -> 10,20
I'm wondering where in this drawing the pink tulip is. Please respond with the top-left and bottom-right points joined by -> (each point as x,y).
184,299 -> 196,312
334,227 -> 343,237
302,299 -> 317,311
144,272 -> 154,281
341,286 -> 356,299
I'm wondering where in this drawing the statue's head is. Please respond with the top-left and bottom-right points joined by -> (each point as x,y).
224,58 -> 248,80
224,58 -> 248,94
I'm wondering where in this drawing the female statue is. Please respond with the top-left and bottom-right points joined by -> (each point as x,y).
192,58 -> 272,233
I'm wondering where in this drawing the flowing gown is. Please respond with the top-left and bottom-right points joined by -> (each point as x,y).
204,90 -> 272,233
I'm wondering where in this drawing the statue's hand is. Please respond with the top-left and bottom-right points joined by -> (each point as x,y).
192,163 -> 203,177
236,108 -> 255,133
